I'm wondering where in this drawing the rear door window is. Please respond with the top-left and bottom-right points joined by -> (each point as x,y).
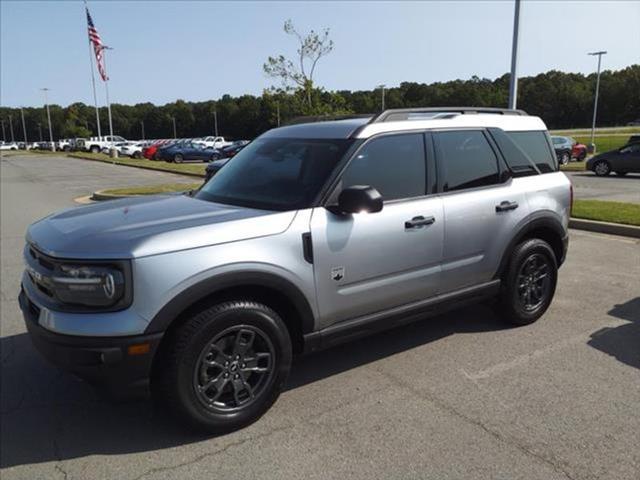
434,130 -> 501,192
507,131 -> 557,173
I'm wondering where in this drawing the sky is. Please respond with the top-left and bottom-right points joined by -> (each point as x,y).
1,0 -> 639,108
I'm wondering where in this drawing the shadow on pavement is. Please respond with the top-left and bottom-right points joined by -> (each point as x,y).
1,304 -> 506,468
588,297 -> 640,370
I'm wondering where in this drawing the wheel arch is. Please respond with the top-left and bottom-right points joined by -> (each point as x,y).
494,215 -> 567,280
145,271 -> 315,354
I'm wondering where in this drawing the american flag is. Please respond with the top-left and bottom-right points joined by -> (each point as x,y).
86,7 -> 108,81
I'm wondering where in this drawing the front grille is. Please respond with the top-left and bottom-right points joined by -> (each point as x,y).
25,244 -> 58,300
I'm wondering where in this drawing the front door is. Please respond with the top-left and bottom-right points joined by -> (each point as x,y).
310,132 -> 444,329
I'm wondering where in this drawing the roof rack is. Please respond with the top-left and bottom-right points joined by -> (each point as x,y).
284,114 -> 373,126
369,107 -> 528,123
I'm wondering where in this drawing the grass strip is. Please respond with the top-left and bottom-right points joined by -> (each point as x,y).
572,200 -> 640,227
68,152 -> 206,177
101,182 -> 202,196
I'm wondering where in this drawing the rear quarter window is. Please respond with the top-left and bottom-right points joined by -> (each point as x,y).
507,131 -> 557,173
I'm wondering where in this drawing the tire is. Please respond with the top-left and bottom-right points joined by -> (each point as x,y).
498,238 -> 558,326
578,151 -> 587,161
615,171 -> 627,177
133,151 -> 142,159
90,145 -> 100,154
63,146 -> 71,152
153,300 -> 292,434
174,153 -> 183,163
594,160 -> 611,176
560,152 -> 570,165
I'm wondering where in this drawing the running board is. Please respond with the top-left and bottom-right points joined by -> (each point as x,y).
303,280 -> 501,353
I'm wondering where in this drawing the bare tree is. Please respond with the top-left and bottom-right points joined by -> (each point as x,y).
264,19 -> 334,109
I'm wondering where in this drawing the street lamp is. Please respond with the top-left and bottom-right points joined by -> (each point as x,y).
20,107 -> 28,148
588,51 -> 607,153
140,120 -> 145,140
171,116 -> 177,138
508,0 -> 522,109
40,88 -> 55,151
377,84 -> 386,111
8,115 -> 15,142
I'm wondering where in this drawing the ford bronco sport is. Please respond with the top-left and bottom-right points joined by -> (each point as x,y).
20,107 -> 571,433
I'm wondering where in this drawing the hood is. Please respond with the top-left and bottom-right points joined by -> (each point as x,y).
27,194 -> 296,259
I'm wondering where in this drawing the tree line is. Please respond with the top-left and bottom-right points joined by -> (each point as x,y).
1,65 -> 638,143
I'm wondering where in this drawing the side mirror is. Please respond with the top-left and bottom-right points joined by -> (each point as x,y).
334,185 -> 383,214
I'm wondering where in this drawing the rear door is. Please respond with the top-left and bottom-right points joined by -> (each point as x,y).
618,143 -> 640,172
433,129 -> 530,293
310,132 -> 444,329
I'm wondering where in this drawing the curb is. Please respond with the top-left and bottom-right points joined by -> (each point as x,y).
91,190 -> 135,201
68,154 -> 205,179
569,218 -> 640,239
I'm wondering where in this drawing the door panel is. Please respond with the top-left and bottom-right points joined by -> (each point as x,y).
439,182 -> 529,292
310,198 -> 444,329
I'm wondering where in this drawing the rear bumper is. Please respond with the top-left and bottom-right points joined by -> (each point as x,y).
19,288 -> 163,399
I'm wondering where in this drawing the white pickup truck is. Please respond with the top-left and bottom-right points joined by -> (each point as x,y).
193,136 -> 233,149
80,135 -> 127,153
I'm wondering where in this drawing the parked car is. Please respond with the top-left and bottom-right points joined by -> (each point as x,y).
586,142 -> 640,176
0,141 -> 18,151
551,136 -> 587,164
169,142 -> 218,163
84,135 -> 127,153
154,140 -> 189,161
212,140 -> 250,160
142,140 -> 170,160
626,119 -> 640,126
20,107 -> 570,433
204,157 -> 231,181
194,136 -> 233,149
120,142 -> 144,158
628,134 -> 640,144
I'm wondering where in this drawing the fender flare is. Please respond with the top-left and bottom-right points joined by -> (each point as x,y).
493,214 -> 567,279
144,270 -> 316,335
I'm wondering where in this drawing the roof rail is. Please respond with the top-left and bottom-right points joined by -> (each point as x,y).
284,114 -> 373,126
369,107 -> 528,123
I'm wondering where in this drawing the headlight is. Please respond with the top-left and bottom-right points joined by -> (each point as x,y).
52,264 -> 126,308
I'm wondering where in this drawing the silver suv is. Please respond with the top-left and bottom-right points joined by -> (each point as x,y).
20,107 -> 571,433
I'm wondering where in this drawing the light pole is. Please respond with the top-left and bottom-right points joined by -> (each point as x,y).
140,120 -> 145,140
171,116 -> 177,138
37,123 -> 43,142
276,103 -> 280,127
508,0 -> 521,109
41,88 -> 55,151
1,120 -> 5,141
377,84 -> 386,111
8,115 -> 15,142
213,110 -> 218,137
20,107 -> 28,147
588,51 -> 607,153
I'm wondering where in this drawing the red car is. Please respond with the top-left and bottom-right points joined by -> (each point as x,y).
142,140 -> 170,160
572,141 -> 587,161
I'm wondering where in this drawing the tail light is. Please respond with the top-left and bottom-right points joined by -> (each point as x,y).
569,182 -> 574,215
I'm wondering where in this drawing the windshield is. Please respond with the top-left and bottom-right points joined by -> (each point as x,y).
196,137 -> 353,210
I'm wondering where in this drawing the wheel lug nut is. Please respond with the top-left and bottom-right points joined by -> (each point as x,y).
224,373 -> 229,378
234,374 -> 239,379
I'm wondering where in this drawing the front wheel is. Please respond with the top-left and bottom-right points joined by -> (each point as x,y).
498,238 -> 558,326
153,301 -> 292,433
594,160 -> 611,176
560,152 -> 570,165
174,153 -> 183,163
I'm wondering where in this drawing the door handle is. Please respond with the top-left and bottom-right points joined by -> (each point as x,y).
496,201 -> 519,212
405,216 -> 436,229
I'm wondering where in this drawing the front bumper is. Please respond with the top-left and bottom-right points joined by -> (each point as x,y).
19,287 -> 163,398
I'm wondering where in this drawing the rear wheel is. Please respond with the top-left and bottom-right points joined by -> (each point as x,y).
90,145 -> 100,154
594,160 -> 611,176
498,238 -> 557,326
153,301 -> 292,433
560,152 -> 570,165
174,153 -> 183,163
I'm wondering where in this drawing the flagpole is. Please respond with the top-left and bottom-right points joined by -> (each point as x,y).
102,46 -> 116,158
84,1 -> 101,139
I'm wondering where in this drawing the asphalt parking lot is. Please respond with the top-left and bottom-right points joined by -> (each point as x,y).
1,155 -> 639,480
567,170 -> 640,204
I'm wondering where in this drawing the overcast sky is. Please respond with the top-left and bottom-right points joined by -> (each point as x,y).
1,0 -> 639,107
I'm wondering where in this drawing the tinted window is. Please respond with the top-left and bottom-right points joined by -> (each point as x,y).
552,137 -> 563,145
436,130 -> 500,191
621,144 -> 640,153
340,133 -> 426,201
489,128 -> 539,177
197,138 -> 352,210
507,131 -> 557,173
